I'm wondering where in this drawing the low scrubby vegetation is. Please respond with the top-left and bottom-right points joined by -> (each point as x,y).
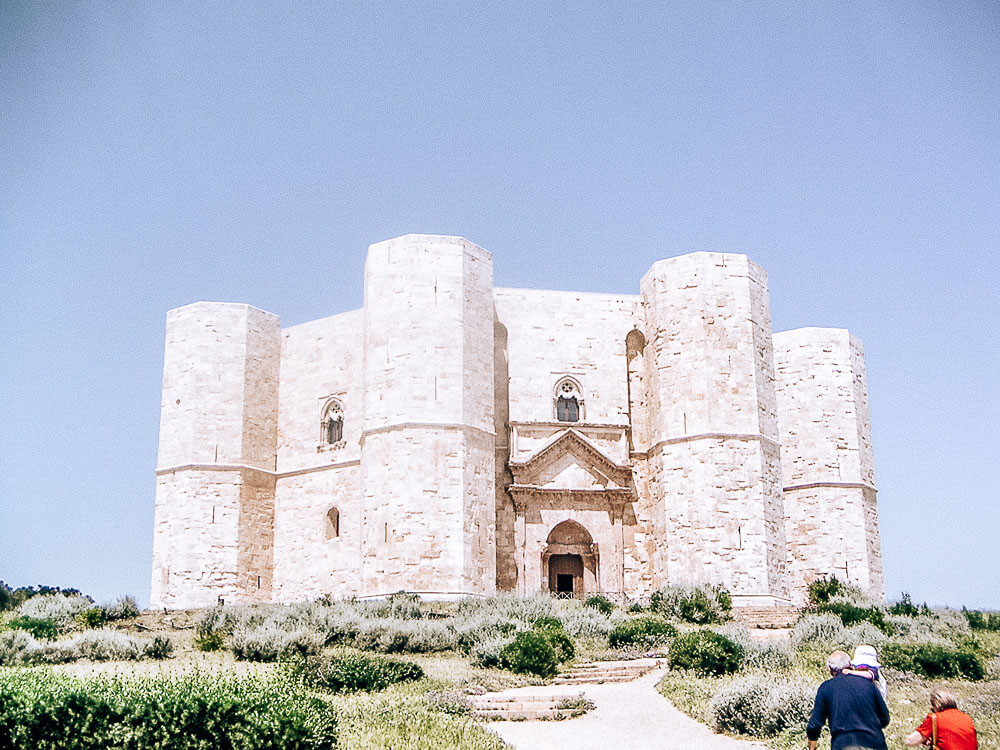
0,628 -> 169,666
0,669 -> 337,750
710,676 -> 814,736
649,584 -> 733,624
662,583 -> 1000,749
669,630 -> 744,676
607,615 -> 677,650
285,649 -> 425,692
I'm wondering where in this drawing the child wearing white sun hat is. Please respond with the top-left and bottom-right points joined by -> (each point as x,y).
844,644 -> 887,699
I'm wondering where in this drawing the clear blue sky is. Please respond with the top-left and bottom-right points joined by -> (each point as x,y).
1,2 -> 997,609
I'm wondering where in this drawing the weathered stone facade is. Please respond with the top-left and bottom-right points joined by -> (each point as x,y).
151,235 -> 884,608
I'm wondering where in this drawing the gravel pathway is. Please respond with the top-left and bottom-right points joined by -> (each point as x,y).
487,669 -> 768,750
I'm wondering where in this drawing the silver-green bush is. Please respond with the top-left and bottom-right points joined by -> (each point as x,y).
73,629 -> 144,661
469,632 -> 515,668
714,625 -> 793,671
0,629 -> 37,665
710,676 -> 815,736
791,613 -> 845,648
15,594 -> 91,630
102,595 -> 140,621
841,621 -> 889,650
231,624 -> 323,662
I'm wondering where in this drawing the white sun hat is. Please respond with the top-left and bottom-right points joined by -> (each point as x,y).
851,644 -> 881,669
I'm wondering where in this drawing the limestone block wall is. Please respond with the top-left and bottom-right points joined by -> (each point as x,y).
272,465 -> 361,601
494,288 -> 643,425
640,253 -> 789,602
272,310 -> 363,600
151,303 -> 280,609
773,328 -> 883,601
360,235 -> 496,597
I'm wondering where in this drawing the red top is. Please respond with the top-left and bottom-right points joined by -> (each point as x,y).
917,709 -> 978,750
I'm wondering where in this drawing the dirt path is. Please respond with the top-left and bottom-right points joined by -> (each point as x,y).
487,669 -> 768,750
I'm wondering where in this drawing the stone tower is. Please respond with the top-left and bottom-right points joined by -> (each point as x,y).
150,302 -> 280,609
639,253 -> 789,602
774,328 -> 884,599
359,235 -> 497,597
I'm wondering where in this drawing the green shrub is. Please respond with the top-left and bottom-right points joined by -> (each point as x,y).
533,615 -> 564,631
882,641 -> 986,680
499,630 -> 559,677
649,584 -> 732,624
143,635 -> 173,660
807,576 -> 844,605
817,600 -> 890,633
965,608 -> 1000,632
710,676 -> 815,736
541,627 -> 575,663
76,607 -> 107,629
289,650 -> 424,693
0,669 -> 337,749
5,616 -> 58,641
194,611 -> 225,651
584,595 -> 614,615
669,630 -> 744,676
887,593 -> 925,617
608,616 -> 678,649
194,629 -> 224,652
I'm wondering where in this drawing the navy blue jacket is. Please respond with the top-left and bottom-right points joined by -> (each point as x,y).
807,673 -> 890,750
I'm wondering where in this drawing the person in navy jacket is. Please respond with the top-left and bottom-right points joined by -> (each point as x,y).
807,650 -> 890,750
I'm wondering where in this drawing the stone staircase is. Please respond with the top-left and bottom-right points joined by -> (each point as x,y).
470,658 -> 664,720
731,605 -> 802,629
552,657 -> 665,685
469,692 -> 589,721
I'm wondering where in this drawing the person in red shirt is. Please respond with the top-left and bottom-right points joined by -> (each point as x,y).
904,687 -> 978,750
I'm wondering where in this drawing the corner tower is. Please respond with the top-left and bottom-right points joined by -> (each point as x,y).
150,302 -> 280,609
640,253 -> 790,603
773,328 -> 883,602
359,235 -> 496,597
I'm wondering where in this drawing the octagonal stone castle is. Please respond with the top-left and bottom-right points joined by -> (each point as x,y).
150,234 -> 883,609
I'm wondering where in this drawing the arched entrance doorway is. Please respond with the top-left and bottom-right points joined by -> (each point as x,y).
542,520 -> 598,599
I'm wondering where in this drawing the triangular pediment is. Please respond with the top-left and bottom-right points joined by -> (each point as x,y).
509,429 -> 632,491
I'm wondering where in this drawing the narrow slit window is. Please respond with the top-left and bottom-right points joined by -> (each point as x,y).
326,507 -> 340,539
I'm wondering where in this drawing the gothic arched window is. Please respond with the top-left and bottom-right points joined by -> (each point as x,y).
325,507 -> 340,539
321,398 -> 344,445
554,377 -> 583,423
